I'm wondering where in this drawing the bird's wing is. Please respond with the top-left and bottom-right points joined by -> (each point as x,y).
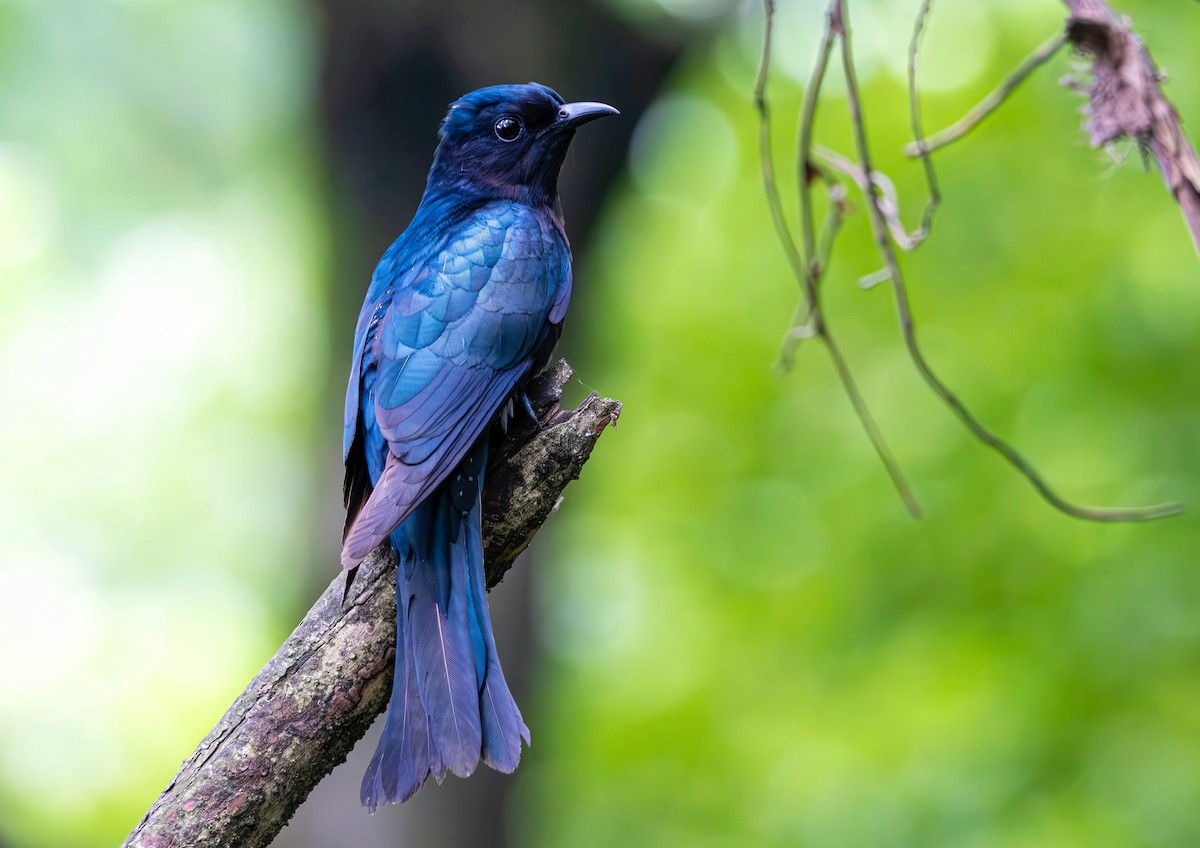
342,201 -> 570,568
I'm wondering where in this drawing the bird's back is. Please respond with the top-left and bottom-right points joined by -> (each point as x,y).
342,193 -> 571,562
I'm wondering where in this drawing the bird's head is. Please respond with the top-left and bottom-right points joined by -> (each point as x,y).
427,82 -> 618,207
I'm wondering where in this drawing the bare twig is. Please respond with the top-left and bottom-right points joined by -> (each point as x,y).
754,0 -> 806,285
839,0 -> 1180,523
758,0 -> 921,517
776,20 -> 842,367
818,181 -> 849,273
1061,0 -> 1200,258
857,267 -> 892,290
905,31 -> 1068,157
907,0 -> 940,236
122,360 -> 621,848
814,146 -> 922,250
795,10 -> 842,272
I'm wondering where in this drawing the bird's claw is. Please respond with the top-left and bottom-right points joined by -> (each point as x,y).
520,391 -> 543,431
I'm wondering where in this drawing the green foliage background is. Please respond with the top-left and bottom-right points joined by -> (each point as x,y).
2,1 -> 1200,846
525,2 -> 1200,845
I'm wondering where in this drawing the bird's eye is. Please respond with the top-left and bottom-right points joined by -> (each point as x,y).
494,116 -> 522,142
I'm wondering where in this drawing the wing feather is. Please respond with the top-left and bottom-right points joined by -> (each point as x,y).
341,362 -> 528,566
341,201 -> 568,568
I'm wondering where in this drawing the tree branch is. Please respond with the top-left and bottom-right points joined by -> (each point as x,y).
121,359 -> 621,848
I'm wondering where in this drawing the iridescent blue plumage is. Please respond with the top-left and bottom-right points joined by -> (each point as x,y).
340,83 -> 617,809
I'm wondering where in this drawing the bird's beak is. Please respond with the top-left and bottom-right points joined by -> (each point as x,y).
556,101 -> 620,128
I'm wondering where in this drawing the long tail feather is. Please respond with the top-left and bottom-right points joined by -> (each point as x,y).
360,435 -> 529,807
409,554 -> 482,778
463,498 -> 529,772
361,577 -> 431,809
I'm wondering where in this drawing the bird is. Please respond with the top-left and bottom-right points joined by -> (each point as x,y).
340,82 -> 618,810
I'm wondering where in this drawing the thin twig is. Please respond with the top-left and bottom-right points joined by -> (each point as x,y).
779,173 -> 847,356
758,0 -> 816,362
818,182 -> 848,272
759,0 -> 921,518
905,31 -> 1068,157
796,11 -> 841,270
907,0 -> 940,237
754,0 -> 806,285
839,0 -> 1180,523
777,16 -> 840,366
814,145 -> 921,250
857,267 -> 892,290
800,0 -> 941,256
777,25 -> 843,368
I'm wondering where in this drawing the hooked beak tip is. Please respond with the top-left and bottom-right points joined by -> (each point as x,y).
557,101 -> 620,128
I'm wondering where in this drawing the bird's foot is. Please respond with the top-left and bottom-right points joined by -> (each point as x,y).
520,390 -> 543,431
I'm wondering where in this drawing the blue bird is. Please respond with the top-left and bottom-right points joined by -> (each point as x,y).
340,83 -> 618,809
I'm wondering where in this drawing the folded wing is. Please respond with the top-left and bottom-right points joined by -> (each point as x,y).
342,201 -> 570,568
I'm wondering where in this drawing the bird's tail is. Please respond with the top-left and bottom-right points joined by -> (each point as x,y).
360,437 -> 529,810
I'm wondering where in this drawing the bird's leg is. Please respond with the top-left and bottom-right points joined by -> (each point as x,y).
520,390 -> 543,431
